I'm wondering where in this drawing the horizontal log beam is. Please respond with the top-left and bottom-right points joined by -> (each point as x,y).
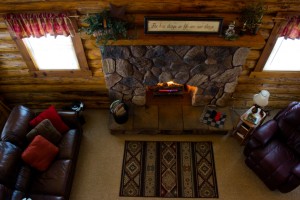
235,85 -> 300,94
232,100 -> 292,109
1,1 -> 299,14
0,84 -> 108,92
0,30 -> 12,40
0,60 -> 27,69
5,101 -> 110,110
2,92 -> 110,103
238,76 -> 300,85
233,92 -> 300,100
0,52 -> 23,60
0,40 -> 18,52
250,72 -> 300,78
30,70 -> 93,78
0,76 -> 106,84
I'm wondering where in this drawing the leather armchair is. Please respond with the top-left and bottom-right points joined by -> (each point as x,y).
244,101 -> 300,193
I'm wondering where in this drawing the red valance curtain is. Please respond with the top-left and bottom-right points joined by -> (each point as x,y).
4,12 -> 76,39
279,16 -> 300,39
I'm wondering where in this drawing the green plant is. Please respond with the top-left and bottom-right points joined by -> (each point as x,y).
240,1 -> 266,34
80,9 -> 129,52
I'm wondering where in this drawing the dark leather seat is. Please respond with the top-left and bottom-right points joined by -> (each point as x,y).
244,101 -> 300,193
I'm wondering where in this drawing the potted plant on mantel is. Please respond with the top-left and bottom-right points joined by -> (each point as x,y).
80,5 -> 130,52
239,1 -> 266,35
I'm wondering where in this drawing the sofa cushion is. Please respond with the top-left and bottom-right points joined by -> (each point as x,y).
57,129 -> 80,159
22,135 -> 59,171
0,184 -> 13,199
15,165 -> 32,192
30,159 -> 72,196
0,142 -> 22,187
29,105 -> 70,134
27,119 -> 62,145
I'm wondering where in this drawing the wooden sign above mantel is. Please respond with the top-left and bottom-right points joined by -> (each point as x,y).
106,28 -> 266,49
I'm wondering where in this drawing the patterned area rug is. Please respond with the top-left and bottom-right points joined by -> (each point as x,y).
120,141 -> 218,198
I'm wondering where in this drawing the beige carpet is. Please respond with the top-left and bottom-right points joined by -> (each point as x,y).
70,109 -> 300,200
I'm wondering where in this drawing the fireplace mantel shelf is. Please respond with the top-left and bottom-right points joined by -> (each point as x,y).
106,29 -> 265,49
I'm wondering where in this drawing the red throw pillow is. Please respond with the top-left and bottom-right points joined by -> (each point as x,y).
29,105 -> 70,133
22,135 -> 59,171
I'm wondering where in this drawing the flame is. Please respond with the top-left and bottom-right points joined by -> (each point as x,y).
186,85 -> 196,91
167,81 -> 174,86
157,81 -> 181,87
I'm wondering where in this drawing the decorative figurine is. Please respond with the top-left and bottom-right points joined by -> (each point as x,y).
224,21 -> 239,40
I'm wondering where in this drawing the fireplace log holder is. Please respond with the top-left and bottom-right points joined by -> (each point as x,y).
110,100 -> 129,124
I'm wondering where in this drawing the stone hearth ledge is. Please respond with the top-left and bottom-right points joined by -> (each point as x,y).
109,105 -> 233,134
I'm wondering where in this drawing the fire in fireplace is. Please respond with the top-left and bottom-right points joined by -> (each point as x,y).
148,81 -> 184,96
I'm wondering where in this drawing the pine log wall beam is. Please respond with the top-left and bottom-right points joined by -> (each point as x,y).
0,0 -> 300,109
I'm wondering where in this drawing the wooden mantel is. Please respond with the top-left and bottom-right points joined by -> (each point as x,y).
106,29 -> 266,49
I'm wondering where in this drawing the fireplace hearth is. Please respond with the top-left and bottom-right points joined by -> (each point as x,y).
102,45 -> 250,106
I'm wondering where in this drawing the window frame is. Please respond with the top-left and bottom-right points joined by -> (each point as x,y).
9,15 -> 91,77
252,12 -> 300,78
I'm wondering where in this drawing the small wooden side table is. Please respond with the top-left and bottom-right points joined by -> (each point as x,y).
232,106 -> 267,145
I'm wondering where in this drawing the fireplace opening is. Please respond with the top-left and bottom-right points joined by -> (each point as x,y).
148,81 -> 185,96
146,81 -> 197,105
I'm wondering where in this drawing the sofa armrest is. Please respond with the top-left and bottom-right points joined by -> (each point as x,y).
278,164 -> 300,193
244,120 -> 279,156
292,163 -> 300,178
58,111 -> 82,130
252,120 -> 279,145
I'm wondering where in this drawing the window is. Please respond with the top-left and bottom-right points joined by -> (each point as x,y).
254,13 -> 300,74
264,37 -> 300,71
5,12 -> 91,77
23,34 -> 80,70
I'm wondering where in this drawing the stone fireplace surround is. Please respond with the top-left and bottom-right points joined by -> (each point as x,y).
102,45 -> 250,107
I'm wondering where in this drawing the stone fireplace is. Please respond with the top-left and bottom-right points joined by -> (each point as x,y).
102,45 -> 250,107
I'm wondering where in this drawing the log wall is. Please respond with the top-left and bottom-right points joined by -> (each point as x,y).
0,0 -> 299,109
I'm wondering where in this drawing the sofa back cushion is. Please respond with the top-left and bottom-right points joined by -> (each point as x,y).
278,103 -> 300,154
29,105 -> 70,134
1,105 -> 34,148
27,119 -> 62,145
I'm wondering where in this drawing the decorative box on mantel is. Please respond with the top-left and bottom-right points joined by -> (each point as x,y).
102,45 -> 250,107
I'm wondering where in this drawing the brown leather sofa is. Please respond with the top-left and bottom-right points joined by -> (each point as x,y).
244,101 -> 300,193
0,105 -> 82,200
